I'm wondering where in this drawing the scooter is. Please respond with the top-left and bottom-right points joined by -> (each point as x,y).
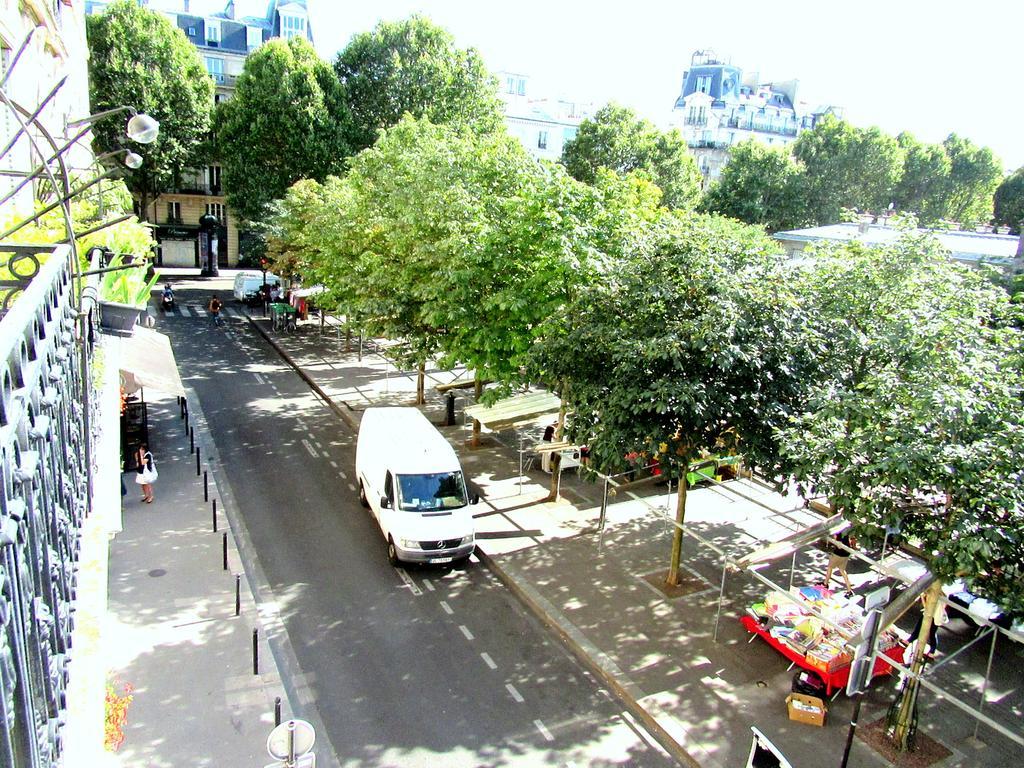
160,291 -> 175,312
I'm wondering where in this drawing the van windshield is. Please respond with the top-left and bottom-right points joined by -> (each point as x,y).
397,472 -> 468,511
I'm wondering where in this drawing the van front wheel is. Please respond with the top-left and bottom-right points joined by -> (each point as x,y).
358,481 -> 369,508
387,537 -> 400,567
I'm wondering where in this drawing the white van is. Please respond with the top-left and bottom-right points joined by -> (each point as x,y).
232,271 -> 281,304
356,407 -> 477,566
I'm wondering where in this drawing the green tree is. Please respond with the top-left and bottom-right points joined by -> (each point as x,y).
216,36 -> 349,224
334,15 -> 504,153
529,212 -> 809,585
793,115 -> 904,224
891,132 -> 951,225
994,167 -> 1024,234
86,0 -> 214,221
777,235 -> 1024,749
700,140 -> 808,231
562,103 -> 702,210
942,134 -> 1003,226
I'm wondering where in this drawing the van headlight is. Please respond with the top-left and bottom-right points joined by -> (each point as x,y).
461,535 -> 475,546
398,538 -> 420,550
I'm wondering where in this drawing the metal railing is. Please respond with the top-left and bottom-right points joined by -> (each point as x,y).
0,243 -> 95,767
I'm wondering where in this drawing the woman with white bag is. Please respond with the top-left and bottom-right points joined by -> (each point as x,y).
135,443 -> 158,503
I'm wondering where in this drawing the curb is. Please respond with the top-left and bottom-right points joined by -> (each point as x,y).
473,547 -> 702,768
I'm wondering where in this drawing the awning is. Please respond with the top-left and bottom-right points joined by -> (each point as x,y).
118,327 -> 185,397
731,513 -> 850,570
464,391 -> 561,431
292,285 -> 325,298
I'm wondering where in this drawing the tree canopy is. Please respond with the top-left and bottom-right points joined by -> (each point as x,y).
891,132 -> 951,225
700,140 -> 807,232
215,36 -> 350,224
334,15 -> 504,153
779,235 -> 1024,614
562,103 -> 702,210
529,211 -> 809,583
86,0 -> 214,220
994,167 -> 1024,235
792,115 -> 904,225
941,134 -> 1003,226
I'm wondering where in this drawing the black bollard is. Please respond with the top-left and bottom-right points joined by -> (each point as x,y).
235,573 -> 241,616
212,498 -> 218,532
222,531 -> 228,571
184,410 -> 189,435
196,447 -> 201,476
252,628 -> 259,675
179,397 -> 184,418
189,426 -> 194,454
274,697 -> 281,726
203,470 -> 208,502
446,392 -> 456,427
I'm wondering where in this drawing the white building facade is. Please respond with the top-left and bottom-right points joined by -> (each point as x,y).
668,50 -> 842,183
497,71 -> 593,162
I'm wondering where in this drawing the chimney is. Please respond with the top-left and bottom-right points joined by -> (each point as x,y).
183,1 -> 190,13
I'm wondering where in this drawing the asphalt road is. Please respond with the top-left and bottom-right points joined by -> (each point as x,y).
157,289 -> 678,768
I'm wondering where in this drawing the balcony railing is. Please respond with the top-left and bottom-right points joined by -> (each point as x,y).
726,116 -> 797,137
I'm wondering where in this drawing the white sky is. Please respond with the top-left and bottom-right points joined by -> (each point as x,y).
201,1 -> 1024,170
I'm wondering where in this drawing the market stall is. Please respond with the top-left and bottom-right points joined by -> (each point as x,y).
740,585 -> 904,695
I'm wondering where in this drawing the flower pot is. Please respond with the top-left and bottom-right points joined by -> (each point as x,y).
99,301 -> 143,333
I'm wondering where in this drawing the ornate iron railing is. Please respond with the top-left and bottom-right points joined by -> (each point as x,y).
0,244 -> 94,767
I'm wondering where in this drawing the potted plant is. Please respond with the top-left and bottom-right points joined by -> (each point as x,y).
98,253 -> 159,332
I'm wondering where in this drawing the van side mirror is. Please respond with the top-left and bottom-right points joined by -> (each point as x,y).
471,493 -> 480,505
380,496 -> 391,509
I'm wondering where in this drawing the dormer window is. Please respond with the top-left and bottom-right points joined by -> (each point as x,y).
207,20 -> 221,46
281,14 -> 306,40
695,75 -> 712,94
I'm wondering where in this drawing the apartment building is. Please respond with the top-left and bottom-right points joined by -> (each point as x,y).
497,71 -> 593,163
85,0 -> 313,268
668,49 -> 842,183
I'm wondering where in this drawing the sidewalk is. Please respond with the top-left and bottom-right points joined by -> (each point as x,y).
102,393 -> 293,767
250,310 -> 1023,768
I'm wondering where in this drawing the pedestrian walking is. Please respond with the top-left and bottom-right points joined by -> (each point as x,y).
135,443 -> 158,503
208,294 -> 223,327
824,529 -> 856,597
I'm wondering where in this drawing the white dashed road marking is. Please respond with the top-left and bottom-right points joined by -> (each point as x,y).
505,683 -> 524,703
347,483 -> 356,492
422,579 -> 435,592
480,652 -> 497,670
439,601 -> 453,615
301,439 -> 318,458
330,460 -> 339,468
534,719 -> 554,742
396,568 -> 422,596
254,373 -> 266,384
459,625 -> 474,641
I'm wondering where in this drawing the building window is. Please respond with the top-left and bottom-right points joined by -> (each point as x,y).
205,203 -> 225,221
695,75 -> 712,94
206,21 -> 221,46
207,165 -> 222,192
517,78 -> 525,96
187,26 -> 196,36
205,56 -> 224,83
281,14 -> 306,40
537,130 -> 548,150
167,201 -> 181,223
247,25 -> 263,51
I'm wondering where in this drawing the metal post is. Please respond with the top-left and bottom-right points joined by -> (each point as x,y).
196,446 -> 201,476
212,498 -> 218,532
599,476 -> 610,530
713,560 -> 728,642
973,627 -> 1000,739
235,574 -> 241,617
840,696 -> 864,768
252,628 -> 259,675
179,396 -> 185,418
274,697 -> 282,727
788,550 -> 797,591
518,434 -> 524,495
203,470 -> 208,502
189,426 -> 194,454
222,532 -> 228,571
358,331 -> 363,361
184,410 -> 189,434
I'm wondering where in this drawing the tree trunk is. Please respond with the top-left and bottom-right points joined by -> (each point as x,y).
666,462 -> 689,587
891,581 -> 943,750
545,394 -> 567,502
345,327 -> 351,353
471,375 -> 482,447
416,361 -> 425,405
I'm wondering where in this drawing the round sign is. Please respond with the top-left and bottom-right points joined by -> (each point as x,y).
267,719 -> 315,760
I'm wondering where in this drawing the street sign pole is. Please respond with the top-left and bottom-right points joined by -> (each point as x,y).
840,608 -> 882,768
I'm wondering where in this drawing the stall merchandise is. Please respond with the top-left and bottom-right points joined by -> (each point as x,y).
741,585 -> 904,695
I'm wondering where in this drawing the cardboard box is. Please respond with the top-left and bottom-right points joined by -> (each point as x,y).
786,693 -> 827,726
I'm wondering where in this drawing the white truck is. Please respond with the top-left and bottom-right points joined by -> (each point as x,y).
356,407 -> 477,566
